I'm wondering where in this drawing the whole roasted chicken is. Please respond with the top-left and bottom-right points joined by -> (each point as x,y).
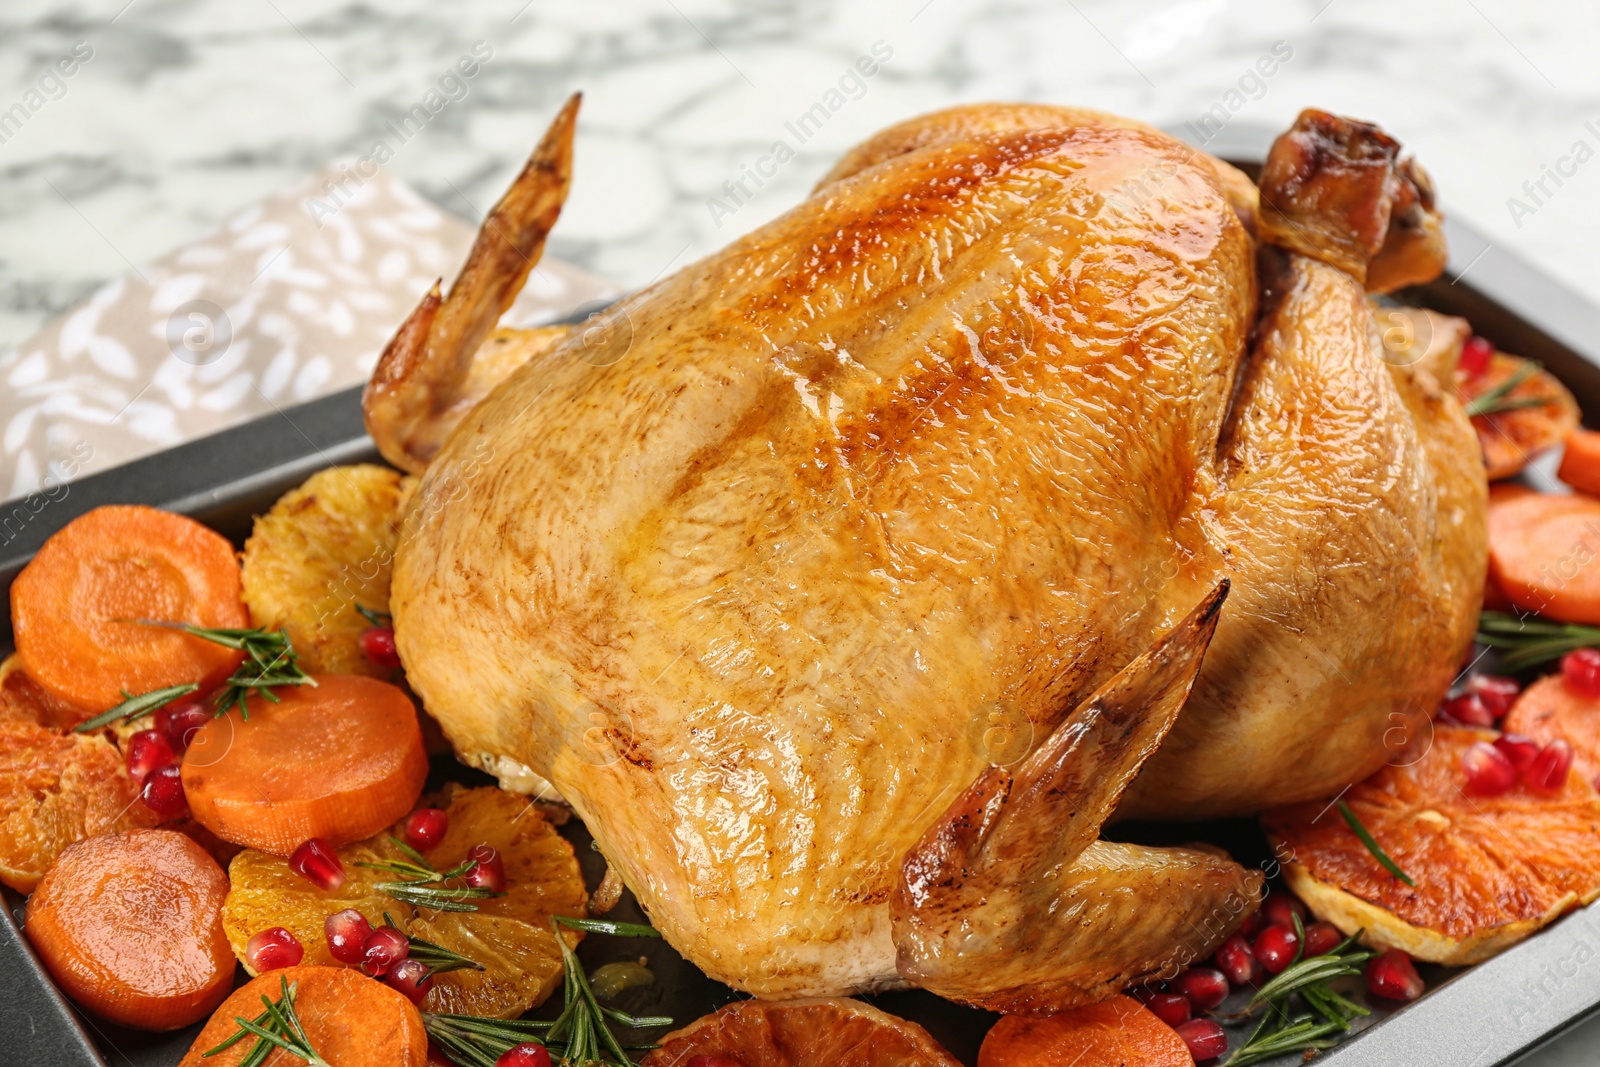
365,100 -> 1486,1007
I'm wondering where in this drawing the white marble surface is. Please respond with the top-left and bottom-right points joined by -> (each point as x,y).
3,0 -> 1600,1062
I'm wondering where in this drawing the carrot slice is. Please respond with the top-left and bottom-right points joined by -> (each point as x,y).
1559,429 -> 1600,497
11,505 -> 249,711
24,829 -> 233,1030
1487,492 -> 1600,623
182,674 -> 428,854
177,965 -> 427,1067
977,996 -> 1190,1067
1483,484 -> 1538,611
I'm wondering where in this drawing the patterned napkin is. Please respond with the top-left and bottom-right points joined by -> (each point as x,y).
0,166 -> 617,501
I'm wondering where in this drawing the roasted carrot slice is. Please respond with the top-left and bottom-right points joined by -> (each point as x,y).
24,829 -> 233,1030
1483,484 -> 1538,611
10,505 -> 249,711
182,674 -> 427,853
0,721 -> 158,892
1487,492 -> 1600,623
1559,428 -> 1600,497
1459,351 -> 1579,480
1504,675 -> 1600,787
177,965 -> 427,1067
977,997 -> 1190,1067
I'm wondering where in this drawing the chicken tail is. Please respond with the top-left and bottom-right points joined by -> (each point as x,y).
363,93 -> 581,474
1257,108 -> 1446,293
890,579 -> 1264,1013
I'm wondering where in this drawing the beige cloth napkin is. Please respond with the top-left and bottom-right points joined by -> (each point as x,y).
0,166 -> 617,500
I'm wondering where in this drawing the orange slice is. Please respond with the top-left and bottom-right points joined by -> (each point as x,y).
1263,724 -> 1600,964
1504,674 -> 1600,787
977,996 -> 1190,1067
240,464 -> 414,677
0,655 -> 91,730
222,785 -> 587,1018
1459,351 -> 1579,480
0,721 -> 159,892
643,998 -> 962,1067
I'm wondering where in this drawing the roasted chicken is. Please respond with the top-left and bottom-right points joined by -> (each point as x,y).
364,101 -> 1485,1005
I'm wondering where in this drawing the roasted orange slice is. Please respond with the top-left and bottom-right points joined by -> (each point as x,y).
223,785 -> 587,1018
977,996 -> 1191,1067
240,464 -> 415,677
1504,675 -> 1600,787
1459,350 -> 1579,480
0,655 -> 90,730
0,721 -> 159,892
1263,724 -> 1600,964
643,998 -> 962,1067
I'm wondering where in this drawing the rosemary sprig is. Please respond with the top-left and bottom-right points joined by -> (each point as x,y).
72,682 -> 198,733
1338,801 -> 1416,887
1477,611 -> 1600,670
381,912 -> 484,974
425,916 -> 671,1067
202,976 -> 328,1067
127,620 -> 315,717
356,838 -> 499,913
356,604 -> 392,627
1463,360 -> 1547,417
1223,930 -> 1376,1066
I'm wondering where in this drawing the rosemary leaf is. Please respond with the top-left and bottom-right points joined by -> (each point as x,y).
1463,360 -> 1543,417
375,880 -> 497,912
126,620 -> 315,718
1476,611 -> 1600,670
1338,801 -> 1416,887
382,912 -> 485,974
356,604 -> 392,627
553,916 -> 664,939
72,683 -> 198,733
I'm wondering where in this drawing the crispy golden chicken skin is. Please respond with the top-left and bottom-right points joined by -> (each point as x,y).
369,103 -> 1484,1000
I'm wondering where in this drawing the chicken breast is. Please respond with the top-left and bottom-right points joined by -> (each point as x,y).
370,103 -> 1485,1000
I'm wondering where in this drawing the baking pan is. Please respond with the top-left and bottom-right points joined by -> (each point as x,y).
4,125 -> 1599,1067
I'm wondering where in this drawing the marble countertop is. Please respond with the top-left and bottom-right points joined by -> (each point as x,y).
3,1 -> 1600,1063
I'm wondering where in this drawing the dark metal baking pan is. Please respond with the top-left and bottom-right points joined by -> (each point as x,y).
4,126 -> 1600,1066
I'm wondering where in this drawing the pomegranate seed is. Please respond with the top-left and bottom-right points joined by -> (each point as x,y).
1252,924 -> 1300,975
245,927 -> 304,972
1460,336 -> 1493,378
1524,739 -> 1575,793
289,838 -> 346,891
324,909 -> 373,965
140,764 -> 187,819
385,957 -> 434,1004
1170,966 -> 1229,1011
1465,674 -> 1520,717
1127,983 -> 1161,1005
1461,741 -> 1517,796
1301,921 -> 1343,957
1214,934 -> 1263,987
466,843 -> 506,892
1562,648 -> 1600,697
360,925 -> 409,977
155,698 -> 210,753
1366,948 -> 1424,1002
498,1045 -> 554,1067
1260,890 -> 1305,929
1441,691 -> 1496,728
1235,909 -> 1265,940
1174,1018 -> 1228,1060
124,730 -> 175,782
402,808 -> 448,850
1145,991 -> 1191,1027
1495,733 -> 1541,773
359,626 -> 402,669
